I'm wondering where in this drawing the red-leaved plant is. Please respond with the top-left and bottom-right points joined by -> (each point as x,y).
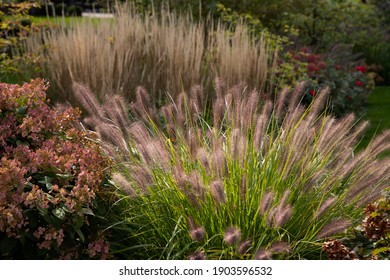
0,79 -> 111,259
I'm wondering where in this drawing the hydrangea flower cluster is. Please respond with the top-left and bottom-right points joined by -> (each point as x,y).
0,79 -> 111,259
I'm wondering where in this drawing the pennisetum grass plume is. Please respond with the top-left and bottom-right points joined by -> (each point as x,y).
77,79 -> 389,260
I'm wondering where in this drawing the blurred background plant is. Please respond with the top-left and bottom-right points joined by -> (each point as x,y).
0,1 -> 54,83
23,2 -> 278,107
281,48 -> 376,117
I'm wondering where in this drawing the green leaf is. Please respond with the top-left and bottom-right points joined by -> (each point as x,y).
15,139 -> 29,147
52,206 -> 67,220
370,211 -> 379,218
38,176 -> 53,191
56,173 -> 73,179
372,247 -> 389,256
81,208 -> 95,216
74,227 -> 85,243
16,105 -> 27,115
75,215 -> 84,228
37,206 -> 48,217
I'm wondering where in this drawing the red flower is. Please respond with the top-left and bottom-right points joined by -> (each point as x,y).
336,65 -> 341,70
309,90 -> 316,96
318,61 -> 326,69
307,63 -> 319,72
299,47 -> 309,53
307,53 -> 320,63
307,54 -> 315,63
292,53 -> 302,61
355,65 -> 366,73
355,80 -> 363,87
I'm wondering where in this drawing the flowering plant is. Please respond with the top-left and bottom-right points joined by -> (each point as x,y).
0,79 -> 111,259
277,48 -> 375,117
323,190 -> 390,260
303,60 -> 372,117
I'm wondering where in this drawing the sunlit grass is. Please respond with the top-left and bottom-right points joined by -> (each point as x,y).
24,3 -> 277,106
74,81 -> 390,259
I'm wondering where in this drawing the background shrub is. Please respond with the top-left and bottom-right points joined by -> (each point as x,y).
273,47 -> 375,117
0,1 -> 52,84
67,5 -> 83,17
210,0 -> 390,85
54,3 -> 67,17
0,79 -> 112,259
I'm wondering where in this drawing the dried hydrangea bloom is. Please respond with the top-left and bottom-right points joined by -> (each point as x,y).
322,239 -> 357,260
0,79 -> 111,259
362,203 -> 389,240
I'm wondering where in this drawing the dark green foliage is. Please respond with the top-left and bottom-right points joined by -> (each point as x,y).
67,5 -> 82,17
54,3 -> 67,16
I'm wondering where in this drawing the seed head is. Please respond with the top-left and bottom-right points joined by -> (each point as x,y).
189,226 -> 206,242
254,249 -> 272,260
111,173 -> 135,197
269,241 -> 291,255
188,251 -> 206,260
237,239 -> 252,255
224,226 -> 241,245
196,147 -> 210,171
211,180 -> 226,205
316,219 -> 352,240
315,196 -> 337,220
72,82 -> 104,119
273,205 -> 293,228
259,191 -> 274,215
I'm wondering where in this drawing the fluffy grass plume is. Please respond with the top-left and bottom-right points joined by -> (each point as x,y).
25,1 -> 276,106
75,80 -> 390,259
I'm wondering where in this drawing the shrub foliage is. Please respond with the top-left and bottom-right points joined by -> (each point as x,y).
0,79 -> 111,259
323,190 -> 390,260
277,48 -> 375,117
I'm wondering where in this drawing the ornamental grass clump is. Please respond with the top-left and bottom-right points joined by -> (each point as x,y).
24,2 -> 276,106
74,80 -> 390,259
0,79 -> 111,259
